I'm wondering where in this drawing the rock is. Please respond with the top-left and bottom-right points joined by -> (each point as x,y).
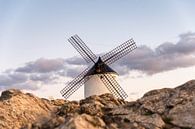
58,114 -> 106,129
0,89 -> 23,100
168,98 -> 195,128
0,89 -> 59,129
103,105 -> 165,129
58,101 -> 80,116
35,116 -> 65,129
138,88 -> 175,114
1,80 -> 195,129
80,93 -> 127,106
51,99 -> 66,106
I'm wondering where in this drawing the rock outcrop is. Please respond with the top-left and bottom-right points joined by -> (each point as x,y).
0,89 -> 65,129
0,80 -> 195,129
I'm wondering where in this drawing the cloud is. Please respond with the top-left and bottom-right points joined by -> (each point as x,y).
0,32 -> 195,91
65,56 -> 86,65
0,72 -> 28,86
16,58 -> 65,73
114,32 -> 195,74
0,72 -> 40,91
0,57 -> 86,91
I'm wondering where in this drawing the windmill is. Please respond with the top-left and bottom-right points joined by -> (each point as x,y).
60,34 -> 137,100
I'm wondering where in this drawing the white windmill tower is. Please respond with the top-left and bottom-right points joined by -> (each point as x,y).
60,34 -> 137,99
84,57 -> 118,98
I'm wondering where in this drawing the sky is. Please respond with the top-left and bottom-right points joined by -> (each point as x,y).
0,0 -> 195,100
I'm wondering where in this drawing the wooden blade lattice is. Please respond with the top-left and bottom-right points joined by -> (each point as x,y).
60,65 -> 92,99
99,74 -> 128,99
101,38 -> 137,65
68,34 -> 97,63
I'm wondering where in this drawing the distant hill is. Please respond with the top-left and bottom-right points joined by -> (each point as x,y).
0,80 -> 195,129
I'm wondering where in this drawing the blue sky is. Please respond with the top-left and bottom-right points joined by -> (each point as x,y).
0,0 -> 195,99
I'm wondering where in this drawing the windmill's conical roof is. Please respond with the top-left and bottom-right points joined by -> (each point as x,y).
85,57 -> 118,76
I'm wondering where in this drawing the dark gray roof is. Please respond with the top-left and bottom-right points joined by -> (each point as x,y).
85,57 -> 118,76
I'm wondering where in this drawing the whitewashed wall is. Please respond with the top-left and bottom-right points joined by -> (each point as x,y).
84,73 -> 118,98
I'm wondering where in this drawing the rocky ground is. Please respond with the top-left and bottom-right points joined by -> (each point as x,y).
0,80 -> 195,129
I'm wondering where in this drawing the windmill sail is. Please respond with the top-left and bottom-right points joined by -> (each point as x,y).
60,65 -> 92,99
101,38 -> 137,65
68,34 -> 97,63
99,74 -> 128,99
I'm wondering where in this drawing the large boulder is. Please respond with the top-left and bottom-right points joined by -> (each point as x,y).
0,89 -> 64,129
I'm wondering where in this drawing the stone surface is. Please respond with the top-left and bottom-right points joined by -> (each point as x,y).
58,114 -> 106,129
0,89 -> 64,129
0,80 -> 195,129
167,97 -> 195,128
